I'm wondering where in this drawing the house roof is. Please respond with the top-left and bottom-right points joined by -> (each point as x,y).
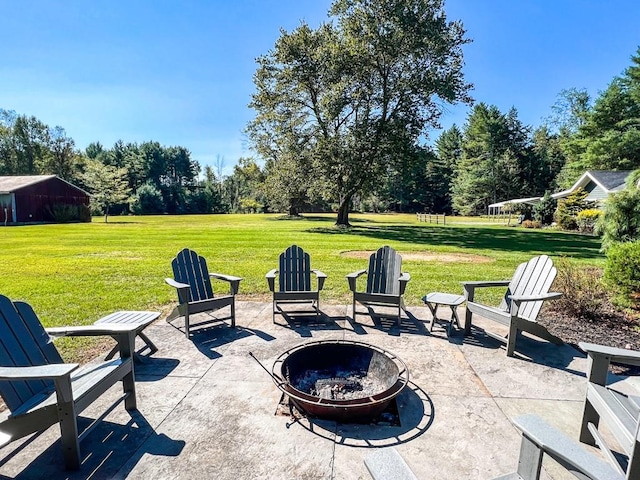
551,170 -> 633,199
0,175 -> 89,196
589,170 -> 632,191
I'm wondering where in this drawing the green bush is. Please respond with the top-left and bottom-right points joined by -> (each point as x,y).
45,203 -> 92,223
576,209 -> 602,234
130,183 -> 165,214
533,191 -> 556,225
604,241 -> 640,297
555,188 -> 595,231
597,188 -> 640,251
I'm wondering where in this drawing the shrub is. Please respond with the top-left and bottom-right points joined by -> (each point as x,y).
130,183 -> 165,214
552,258 -> 609,319
521,220 -> 542,229
554,188 -> 595,231
45,203 -> 91,223
533,191 -> 556,225
576,209 -> 602,234
596,188 -> 640,251
604,241 -> 640,297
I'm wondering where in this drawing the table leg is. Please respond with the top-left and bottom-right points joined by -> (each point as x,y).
139,331 -> 158,354
427,303 -> 439,332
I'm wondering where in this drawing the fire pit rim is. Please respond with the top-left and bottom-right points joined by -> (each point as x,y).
271,339 -> 409,410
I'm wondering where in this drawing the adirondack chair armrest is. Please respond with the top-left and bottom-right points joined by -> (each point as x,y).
346,269 -> 367,292
266,269 -> 277,292
462,280 -> 511,301
579,342 -> 640,367
312,270 -> 327,290
508,292 -> 563,303
505,414 -> 624,480
209,272 -> 243,295
47,324 -> 138,337
0,364 -> 79,380
165,277 -> 190,290
399,272 -> 411,295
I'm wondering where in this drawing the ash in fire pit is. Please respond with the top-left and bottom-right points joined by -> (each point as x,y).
271,340 -> 409,423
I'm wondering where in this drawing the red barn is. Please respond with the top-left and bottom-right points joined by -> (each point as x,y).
0,175 -> 91,224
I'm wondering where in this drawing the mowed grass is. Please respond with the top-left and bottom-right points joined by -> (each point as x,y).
0,213 -> 604,361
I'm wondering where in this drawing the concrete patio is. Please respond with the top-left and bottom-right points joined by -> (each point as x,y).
0,301 -> 638,480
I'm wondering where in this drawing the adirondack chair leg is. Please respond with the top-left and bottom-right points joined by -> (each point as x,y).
272,300 -> 276,323
579,353 -> 609,445
352,297 -> 357,322
230,300 -> 236,328
56,386 -> 81,470
506,319 -> 519,357
184,310 -> 190,338
515,434 -> 544,480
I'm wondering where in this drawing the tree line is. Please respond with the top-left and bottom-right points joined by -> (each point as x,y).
1,0 -> 639,225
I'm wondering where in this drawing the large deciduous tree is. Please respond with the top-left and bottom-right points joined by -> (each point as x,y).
249,0 -> 472,225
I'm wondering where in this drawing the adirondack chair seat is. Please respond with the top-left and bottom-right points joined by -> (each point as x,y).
0,295 -> 138,470
266,245 -> 326,323
347,246 -> 410,328
165,248 -> 242,337
3,358 -> 126,418
579,342 -> 640,478
463,255 -> 563,357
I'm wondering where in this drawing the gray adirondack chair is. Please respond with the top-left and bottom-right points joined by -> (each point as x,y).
266,245 -> 327,323
462,255 -> 563,357
578,342 -> 640,479
346,246 -> 410,327
165,248 -> 242,337
494,414 -> 625,480
0,294 -> 137,470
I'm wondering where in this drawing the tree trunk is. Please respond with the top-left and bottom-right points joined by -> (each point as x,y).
288,204 -> 300,217
336,195 -> 352,227
104,205 -> 109,223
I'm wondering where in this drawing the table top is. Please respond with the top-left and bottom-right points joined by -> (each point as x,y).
94,311 -> 161,327
422,292 -> 465,306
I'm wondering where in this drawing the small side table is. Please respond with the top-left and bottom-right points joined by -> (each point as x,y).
94,311 -> 161,360
422,292 -> 465,336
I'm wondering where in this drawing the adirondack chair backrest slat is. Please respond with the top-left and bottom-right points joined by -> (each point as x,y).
366,246 -> 402,295
172,248 -> 214,303
501,255 -> 557,322
0,295 -> 62,413
279,245 -> 312,292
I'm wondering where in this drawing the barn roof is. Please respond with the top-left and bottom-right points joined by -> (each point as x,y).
0,175 -> 90,196
0,175 -> 58,193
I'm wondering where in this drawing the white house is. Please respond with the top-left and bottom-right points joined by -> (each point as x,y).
488,170 -> 634,215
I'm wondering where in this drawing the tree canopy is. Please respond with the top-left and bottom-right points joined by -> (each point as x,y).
248,0 -> 472,225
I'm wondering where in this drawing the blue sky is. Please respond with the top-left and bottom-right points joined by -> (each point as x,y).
1,1 -> 639,175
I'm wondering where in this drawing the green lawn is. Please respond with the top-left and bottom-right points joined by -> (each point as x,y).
0,213 -> 604,360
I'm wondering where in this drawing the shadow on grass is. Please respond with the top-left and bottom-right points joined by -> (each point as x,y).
306,224 -> 602,259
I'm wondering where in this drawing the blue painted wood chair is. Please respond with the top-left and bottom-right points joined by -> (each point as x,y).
165,248 -> 242,337
266,245 -> 327,323
0,294 -> 138,470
